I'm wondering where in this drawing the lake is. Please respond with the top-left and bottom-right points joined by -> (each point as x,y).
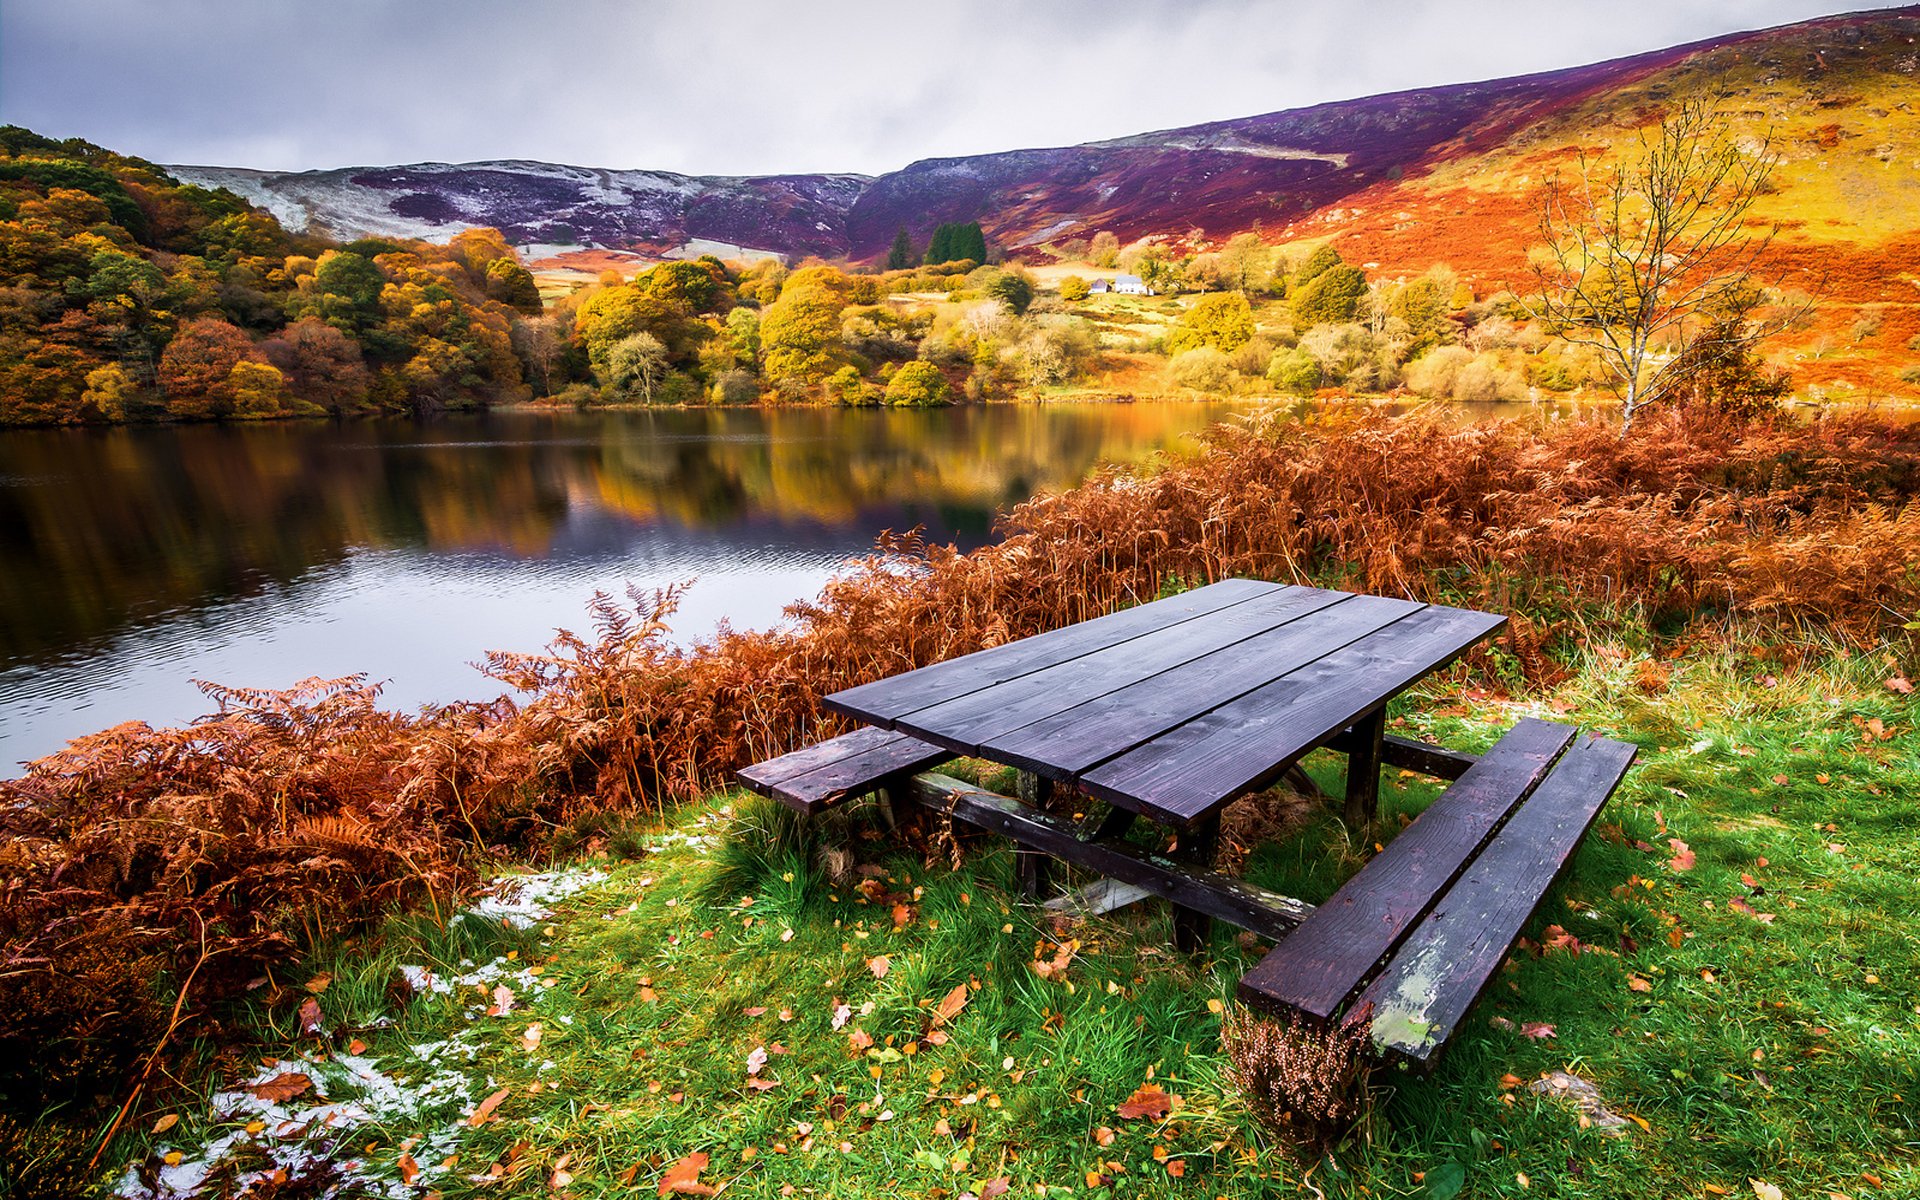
0,402 -> 1265,771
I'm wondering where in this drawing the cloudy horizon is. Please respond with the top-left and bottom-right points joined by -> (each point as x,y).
2,0 -> 1905,177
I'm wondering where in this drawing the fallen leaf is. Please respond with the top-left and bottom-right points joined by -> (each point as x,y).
868,955 -> 891,979
747,1077 -> 781,1092
931,983 -> 972,1026
249,1072 -> 313,1103
1116,1083 -> 1180,1120
348,1038 -> 367,1055
1167,1159 -> 1186,1178
1628,975 -> 1653,993
892,902 -> 913,928
743,1006 -> 766,1017
397,1153 -> 419,1185
746,1046 -> 768,1076
488,984 -> 515,1016
1751,1181 -> 1784,1200
469,1087 -> 510,1127
980,1178 -> 1011,1197
151,1113 -> 179,1134
1519,1022 -> 1557,1040
1667,839 -> 1696,872
1888,675 -> 1913,695
521,1024 -> 542,1052
848,1029 -> 874,1050
1093,1126 -> 1116,1146
1702,1187 -> 1731,1196
659,1151 -> 716,1196
297,997 -> 323,1036
303,974 -> 331,995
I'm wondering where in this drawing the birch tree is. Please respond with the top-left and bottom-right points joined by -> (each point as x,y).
1526,97 -> 1796,432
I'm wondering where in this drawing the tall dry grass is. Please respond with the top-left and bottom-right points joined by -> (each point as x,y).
4,405 -> 1918,1120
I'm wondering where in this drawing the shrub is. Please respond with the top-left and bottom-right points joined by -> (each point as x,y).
1291,265 -> 1368,326
1266,348 -> 1322,396
1059,275 -> 1090,302
1169,346 -> 1234,393
884,360 -> 951,407
712,369 -> 759,404
1404,346 -> 1525,403
1222,1007 -> 1373,1154
1168,292 -> 1255,355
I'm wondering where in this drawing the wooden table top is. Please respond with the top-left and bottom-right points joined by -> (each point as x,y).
824,578 -> 1506,827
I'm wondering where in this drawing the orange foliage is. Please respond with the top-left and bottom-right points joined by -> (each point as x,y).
6,408 -> 1920,1111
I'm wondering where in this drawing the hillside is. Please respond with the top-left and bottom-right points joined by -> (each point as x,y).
172,9 -> 1919,272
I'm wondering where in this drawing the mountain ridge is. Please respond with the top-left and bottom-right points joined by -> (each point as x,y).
168,6 -> 1920,272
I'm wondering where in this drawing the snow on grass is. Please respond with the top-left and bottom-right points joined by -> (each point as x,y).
456,867 -> 609,930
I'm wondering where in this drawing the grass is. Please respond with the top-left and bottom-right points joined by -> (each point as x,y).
97,639 -> 1918,1199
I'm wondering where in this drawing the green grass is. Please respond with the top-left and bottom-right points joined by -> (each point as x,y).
99,643 -> 1918,1199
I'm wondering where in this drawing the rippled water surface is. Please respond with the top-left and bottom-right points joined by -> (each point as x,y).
1,403 -> 1264,768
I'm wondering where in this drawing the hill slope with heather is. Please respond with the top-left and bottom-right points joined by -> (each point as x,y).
171,9 -> 1920,275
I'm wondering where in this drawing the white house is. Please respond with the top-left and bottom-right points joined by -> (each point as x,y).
1088,274 -> 1155,296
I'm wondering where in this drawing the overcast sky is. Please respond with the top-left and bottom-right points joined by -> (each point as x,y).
1,1 -> 1902,177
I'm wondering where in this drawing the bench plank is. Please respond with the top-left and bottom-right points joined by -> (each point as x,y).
736,725 -> 910,790
1237,718 -> 1578,1022
895,585 -> 1352,752
824,577 -> 1276,720
1082,605 -> 1507,825
1356,733 -> 1638,1063
981,594 -> 1421,778
737,729 -> 952,812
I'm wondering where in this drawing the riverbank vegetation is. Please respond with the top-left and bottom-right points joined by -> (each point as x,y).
9,105 -> 1911,429
4,400 -> 1917,1191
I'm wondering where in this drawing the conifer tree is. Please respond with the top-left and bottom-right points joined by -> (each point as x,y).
886,227 -> 917,271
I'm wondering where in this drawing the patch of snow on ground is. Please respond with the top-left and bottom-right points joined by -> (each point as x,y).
118,1053 -> 479,1200
459,868 -> 608,929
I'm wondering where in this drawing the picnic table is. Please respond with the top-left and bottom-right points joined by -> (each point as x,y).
738,578 -> 1635,1063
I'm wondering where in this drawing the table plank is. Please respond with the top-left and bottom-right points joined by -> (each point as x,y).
981,593 -> 1422,778
1082,605 -> 1507,825
894,584 -> 1351,753
824,577 -> 1276,722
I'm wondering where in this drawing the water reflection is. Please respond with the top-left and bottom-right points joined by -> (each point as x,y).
0,403 -> 1251,768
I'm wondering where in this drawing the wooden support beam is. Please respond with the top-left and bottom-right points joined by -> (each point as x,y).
903,773 -> 1313,940
1013,770 -> 1056,898
1344,706 -> 1387,830
1327,728 -> 1481,781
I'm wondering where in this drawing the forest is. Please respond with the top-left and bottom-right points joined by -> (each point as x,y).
4,121 -> 1861,430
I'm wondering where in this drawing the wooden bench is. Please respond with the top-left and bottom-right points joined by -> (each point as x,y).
735,726 -> 953,813
1237,717 -> 1636,1065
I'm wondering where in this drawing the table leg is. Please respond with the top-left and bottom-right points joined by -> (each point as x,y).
1344,705 -> 1388,831
1171,814 -> 1220,953
1014,771 -> 1055,898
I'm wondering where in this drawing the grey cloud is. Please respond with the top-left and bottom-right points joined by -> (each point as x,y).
0,0 -> 1894,175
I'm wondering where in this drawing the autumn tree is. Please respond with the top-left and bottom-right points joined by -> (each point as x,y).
1291,261 -> 1367,326
485,257 -> 542,314
1088,231 -> 1121,268
158,316 -> 254,418
261,317 -> 370,414
606,332 -> 669,403
759,280 -> 847,390
884,360 -> 951,407
1169,292 -> 1255,354
1220,233 -> 1273,294
1525,97 -> 1797,431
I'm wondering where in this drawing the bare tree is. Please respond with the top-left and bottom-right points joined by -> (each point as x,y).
1525,97 -> 1805,432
